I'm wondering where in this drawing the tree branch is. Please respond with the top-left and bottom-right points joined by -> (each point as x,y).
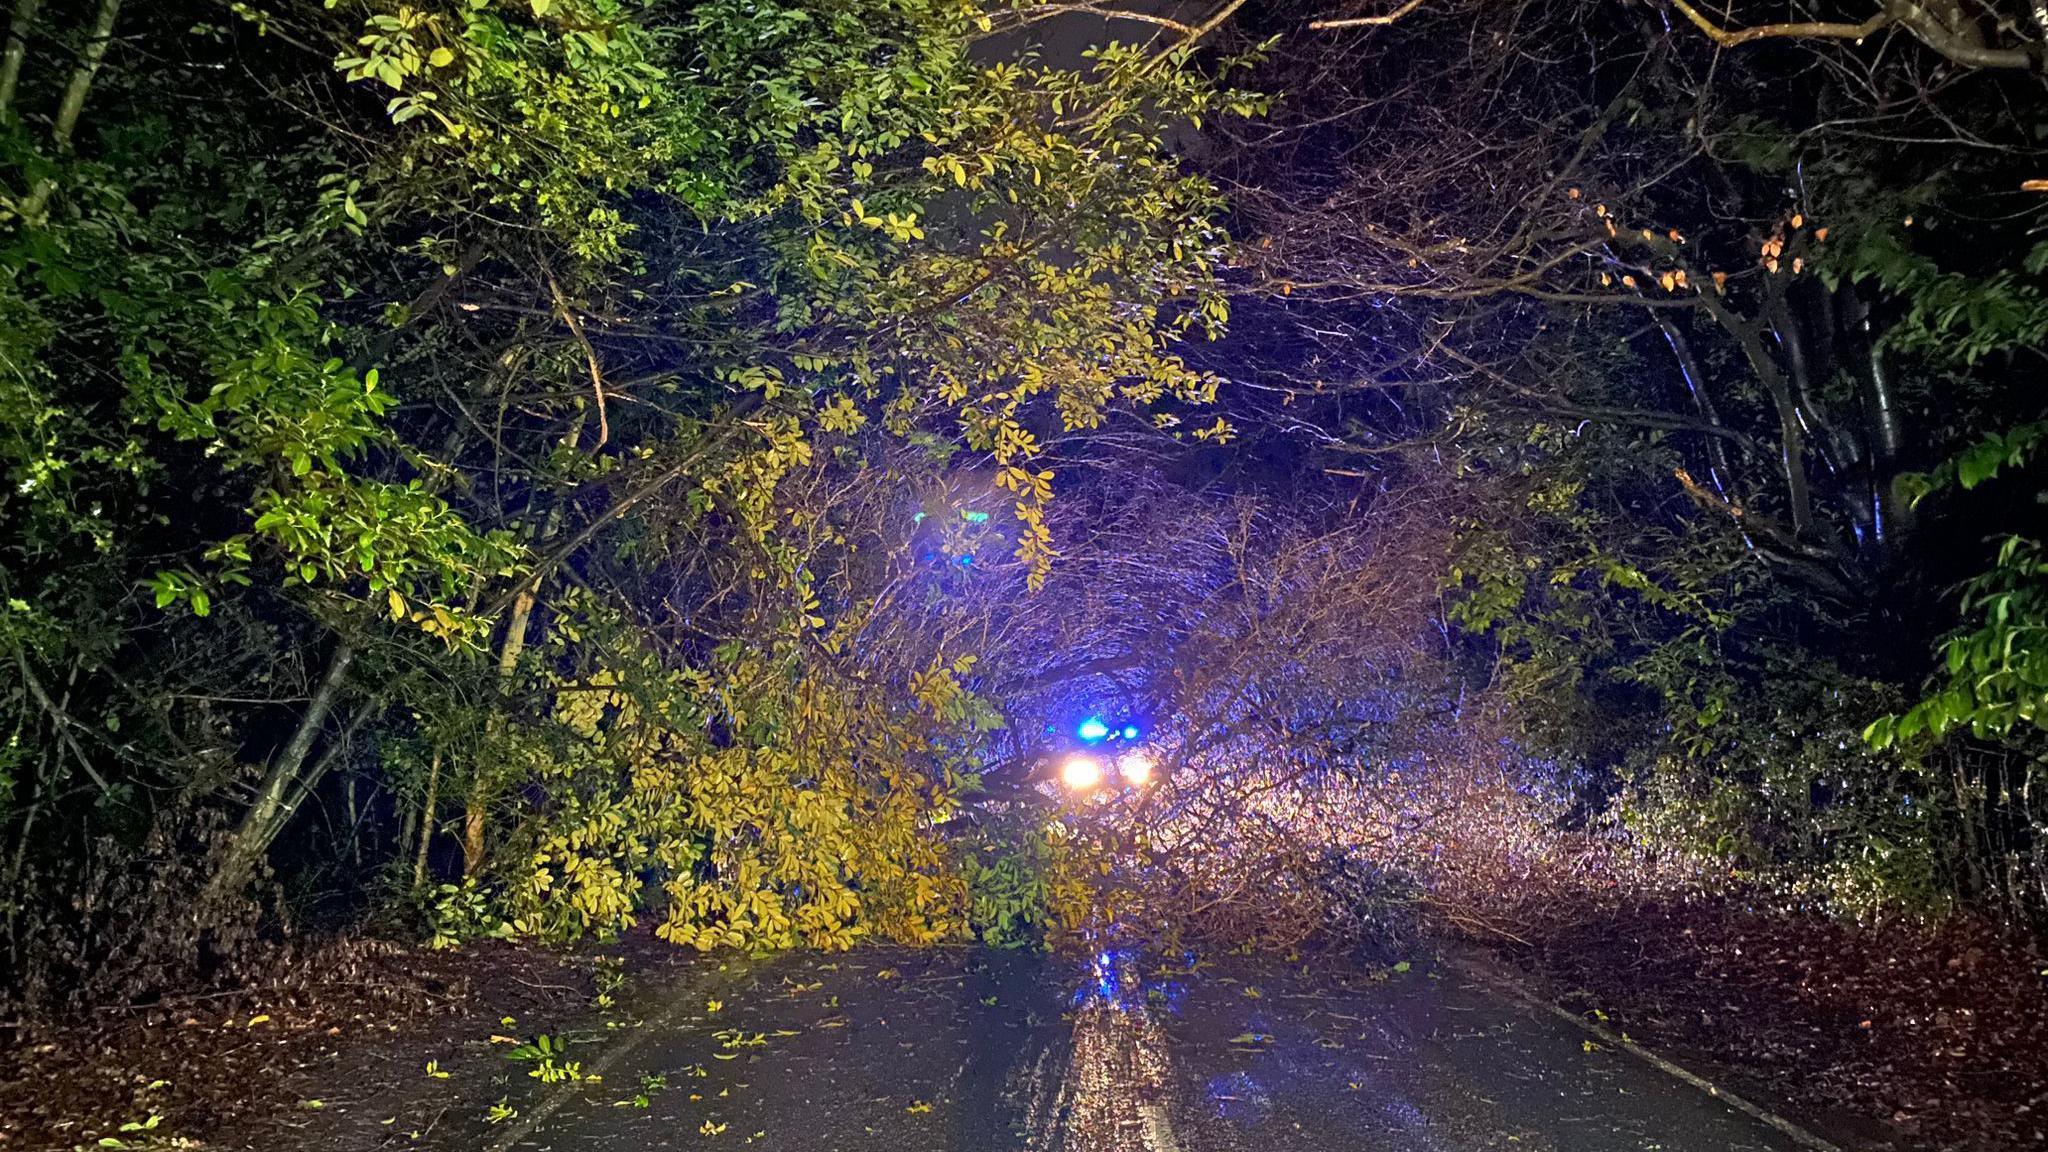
1310,0 -> 1426,30
545,267 -> 609,451
1667,0 -> 1891,48
1667,0 -> 2036,70
8,639 -> 111,795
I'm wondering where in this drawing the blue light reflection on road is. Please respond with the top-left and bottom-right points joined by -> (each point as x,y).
1205,1070 -> 1272,1123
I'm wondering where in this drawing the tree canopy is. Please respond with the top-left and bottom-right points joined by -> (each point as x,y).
4,0 -> 2047,1012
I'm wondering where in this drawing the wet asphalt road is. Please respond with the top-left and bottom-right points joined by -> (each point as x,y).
455,946 -> 1812,1152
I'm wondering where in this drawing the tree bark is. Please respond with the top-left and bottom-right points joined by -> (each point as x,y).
18,0 -> 119,222
1651,311 -> 1736,494
1838,281 -> 1911,553
1697,287 -> 1814,535
462,587 -> 537,877
208,638 -> 355,900
413,748 -> 441,890
0,0 -> 42,118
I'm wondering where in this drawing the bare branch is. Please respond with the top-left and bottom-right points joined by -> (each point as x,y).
1310,0 -> 1426,30
988,0 -> 1249,51
984,2 -> 1198,37
545,268 -> 609,451
1666,0 -> 1891,48
1667,0 -> 2037,70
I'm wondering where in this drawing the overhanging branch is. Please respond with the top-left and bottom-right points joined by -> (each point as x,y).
1310,0 -> 1426,30
1667,0 -> 1891,47
1667,0 -> 2038,70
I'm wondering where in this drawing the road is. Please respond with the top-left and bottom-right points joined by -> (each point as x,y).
452,945 -> 1816,1152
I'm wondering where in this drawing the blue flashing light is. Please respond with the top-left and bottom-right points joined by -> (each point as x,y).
1077,717 -> 1110,741
1121,724 -> 1140,740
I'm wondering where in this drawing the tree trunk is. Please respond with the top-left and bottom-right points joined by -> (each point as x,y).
1838,281 -> 1912,553
0,0 -> 41,118
1651,312 -> 1736,494
461,587 -> 537,877
344,768 -> 360,868
18,0 -> 119,222
3,749 -> 47,968
1699,289 -> 1814,535
208,638 -> 355,900
413,748 -> 441,890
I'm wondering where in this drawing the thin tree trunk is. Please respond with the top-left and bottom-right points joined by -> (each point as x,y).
42,0 -> 105,141
1771,393 -> 1813,533
3,750 -> 47,968
1651,312 -> 1735,494
460,490 -> 562,878
1698,289 -> 1814,535
462,587 -> 536,877
413,748 -> 441,890
18,0 -> 118,222
1771,299 -> 1850,480
345,769 -> 360,868
1952,754 -> 1987,901
209,638 -> 355,899
0,0 -> 41,118
1838,281 -> 1911,552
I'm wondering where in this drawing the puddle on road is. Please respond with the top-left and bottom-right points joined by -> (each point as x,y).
1026,945 -> 1807,1152
1022,948 -> 1176,1152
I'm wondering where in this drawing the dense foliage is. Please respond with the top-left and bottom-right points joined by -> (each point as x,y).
5,0 -> 2048,1021
0,0 -> 1264,1008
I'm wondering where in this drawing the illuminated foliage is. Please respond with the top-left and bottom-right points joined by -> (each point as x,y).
0,0 -> 1255,1002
